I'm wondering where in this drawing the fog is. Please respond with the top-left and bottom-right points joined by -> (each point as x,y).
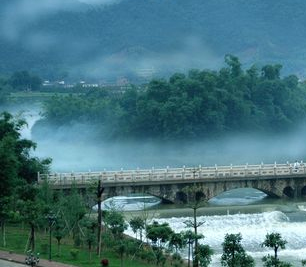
0,0 -> 222,80
1,103 -> 306,172
13,107 -> 304,173
33,130 -> 306,173
71,37 -> 223,80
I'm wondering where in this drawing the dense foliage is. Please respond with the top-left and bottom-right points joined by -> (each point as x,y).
0,112 -> 51,197
38,56 -> 306,140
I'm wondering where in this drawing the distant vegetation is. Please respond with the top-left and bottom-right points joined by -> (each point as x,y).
32,56 -> 306,140
1,0 -> 306,79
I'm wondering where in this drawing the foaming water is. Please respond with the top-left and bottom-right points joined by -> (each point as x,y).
209,188 -> 267,206
19,111 -> 41,139
125,211 -> 306,266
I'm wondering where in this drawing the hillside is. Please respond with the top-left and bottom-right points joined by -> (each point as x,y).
1,0 -> 306,80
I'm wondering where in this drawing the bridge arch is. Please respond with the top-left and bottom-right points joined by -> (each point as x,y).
283,186 -> 294,198
301,186 -> 306,197
176,191 -> 187,203
189,180 -> 284,201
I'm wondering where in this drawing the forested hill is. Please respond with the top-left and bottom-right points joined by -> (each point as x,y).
34,56 -> 306,140
1,0 -> 306,80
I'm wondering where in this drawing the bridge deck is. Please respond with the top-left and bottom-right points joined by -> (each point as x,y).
38,163 -> 306,187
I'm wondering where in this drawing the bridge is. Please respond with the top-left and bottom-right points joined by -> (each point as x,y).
38,162 -> 306,203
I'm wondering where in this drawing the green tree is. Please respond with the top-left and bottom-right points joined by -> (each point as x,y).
146,221 -> 173,266
53,216 -> 67,257
0,112 -> 51,250
104,210 -> 128,238
168,232 -> 185,254
225,54 -> 242,78
81,217 -> 97,262
221,233 -> 254,267
129,216 -> 145,241
182,230 -> 197,267
261,65 -> 282,80
114,240 -> 129,267
183,182 -> 207,267
197,244 -> 213,267
262,232 -> 290,267
9,71 -> 42,91
16,184 -> 45,252
146,221 -> 173,249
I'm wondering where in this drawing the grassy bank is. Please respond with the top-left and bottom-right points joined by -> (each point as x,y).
0,224 -> 165,267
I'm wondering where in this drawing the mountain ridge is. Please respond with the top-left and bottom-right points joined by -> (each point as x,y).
1,0 -> 306,80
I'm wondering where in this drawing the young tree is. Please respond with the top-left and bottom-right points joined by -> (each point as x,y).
182,230 -> 198,267
0,196 -> 14,247
197,244 -> 213,267
146,221 -> 173,266
221,233 -> 254,267
183,182 -> 207,267
59,185 -> 87,241
114,240 -> 128,267
168,231 -> 187,266
261,232 -> 291,267
129,216 -> 145,241
168,232 -> 185,254
16,184 -> 45,252
146,221 -> 173,249
81,217 -> 97,262
104,210 -> 128,238
96,180 -> 104,256
53,216 -> 67,257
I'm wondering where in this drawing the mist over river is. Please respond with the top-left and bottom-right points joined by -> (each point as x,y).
4,104 -> 306,266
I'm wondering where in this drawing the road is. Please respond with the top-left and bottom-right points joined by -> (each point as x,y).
0,259 -> 26,266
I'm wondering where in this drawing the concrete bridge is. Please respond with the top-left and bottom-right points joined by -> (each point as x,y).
38,162 -> 306,203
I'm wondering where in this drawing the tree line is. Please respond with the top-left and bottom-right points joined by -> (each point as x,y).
37,55 -> 306,140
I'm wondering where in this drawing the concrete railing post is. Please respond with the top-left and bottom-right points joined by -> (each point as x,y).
198,165 -> 202,178
274,162 -> 277,175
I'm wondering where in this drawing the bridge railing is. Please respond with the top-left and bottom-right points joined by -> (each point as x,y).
38,162 -> 306,186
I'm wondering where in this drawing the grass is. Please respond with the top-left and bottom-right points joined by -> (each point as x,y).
0,225 -> 164,267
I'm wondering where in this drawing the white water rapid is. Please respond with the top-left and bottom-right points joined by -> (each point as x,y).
125,210 -> 306,266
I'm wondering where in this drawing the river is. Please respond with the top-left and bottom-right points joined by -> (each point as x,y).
124,190 -> 306,266
3,105 -> 306,266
